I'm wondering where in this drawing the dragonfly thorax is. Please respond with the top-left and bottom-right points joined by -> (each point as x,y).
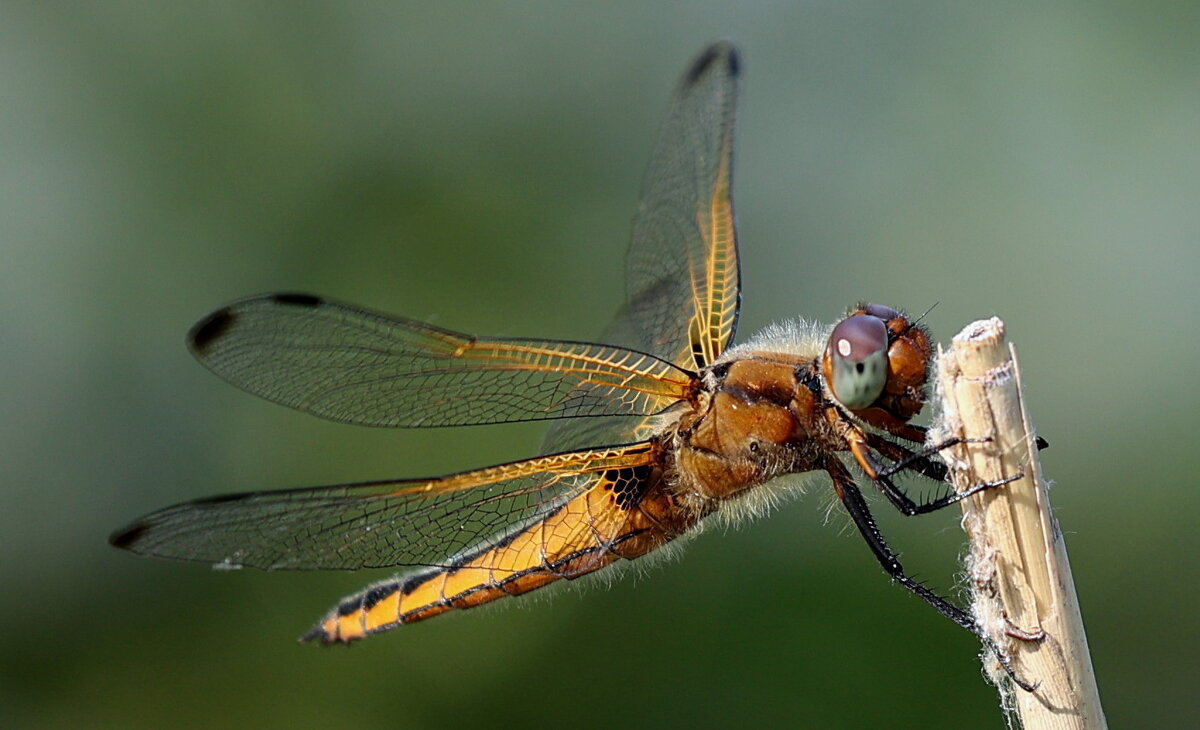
673,356 -> 831,503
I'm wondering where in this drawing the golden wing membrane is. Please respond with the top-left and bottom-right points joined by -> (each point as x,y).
110,442 -> 691,643
188,293 -> 692,428
306,442 -> 691,643
111,42 -> 746,645
110,442 -> 656,570
603,41 -> 741,372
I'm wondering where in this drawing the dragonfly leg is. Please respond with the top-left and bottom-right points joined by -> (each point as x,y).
865,432 -> 952,481
825,457 -> 974,628
824,457 -> 1038,691
852,435 -> 1019,516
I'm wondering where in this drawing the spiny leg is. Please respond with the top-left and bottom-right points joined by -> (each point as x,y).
848,434 -> 1012,516
858,434 -> 1021,516
824,457 -> 974,630
891,423 -> 1049,452
866,430 -> 1049,483
870,434 -> 1029,480
866,432 -> 952,481
826,456 -> 1038,691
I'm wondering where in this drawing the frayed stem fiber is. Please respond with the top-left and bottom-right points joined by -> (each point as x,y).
935,318 -> 1106,729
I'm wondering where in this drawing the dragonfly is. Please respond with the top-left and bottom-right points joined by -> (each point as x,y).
111,42 -> 998,646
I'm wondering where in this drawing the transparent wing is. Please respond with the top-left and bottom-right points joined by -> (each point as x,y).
603,41 -> 741,373
542,411 -> 677,453
545,42 -> 741,454
109,442 -> 659,571
187,293 -> 692,428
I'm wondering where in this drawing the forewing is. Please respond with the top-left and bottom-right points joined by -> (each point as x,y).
188,293 -> 692,428
604,41 -> 741,372
109,443 -> 659,571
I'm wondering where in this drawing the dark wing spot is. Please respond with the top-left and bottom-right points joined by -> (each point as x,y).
188,308 -> 236,355
271,292 -> 322,307
606,465 -> 651,511
190,492 -> 250,506
686,45 -> 720,85
108,521 -> 149,549
685,41 -> 740,86
724,44 -> 741,76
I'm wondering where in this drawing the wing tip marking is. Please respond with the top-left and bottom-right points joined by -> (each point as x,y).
108,520 -> 149,550
188,307 -> 236,356
270,292 -> 323,308
686,42 -> 740,87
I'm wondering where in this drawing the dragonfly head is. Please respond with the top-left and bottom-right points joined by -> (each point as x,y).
822,303 -> 932,429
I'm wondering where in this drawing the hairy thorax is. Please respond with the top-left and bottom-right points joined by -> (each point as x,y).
670,354 -> 837,510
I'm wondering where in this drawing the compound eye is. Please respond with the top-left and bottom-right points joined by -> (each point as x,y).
826,315 -> 889,409
861,303 -> 901,321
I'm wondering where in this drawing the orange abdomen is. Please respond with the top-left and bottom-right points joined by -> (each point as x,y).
305,469 -> 689,643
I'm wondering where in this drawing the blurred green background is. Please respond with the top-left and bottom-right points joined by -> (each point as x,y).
3,3 -> 1196,728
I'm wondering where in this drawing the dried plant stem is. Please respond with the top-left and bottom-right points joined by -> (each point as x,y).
935,318 -> 1106,729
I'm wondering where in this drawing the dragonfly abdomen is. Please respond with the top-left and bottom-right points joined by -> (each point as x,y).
303,462 -> 691,643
